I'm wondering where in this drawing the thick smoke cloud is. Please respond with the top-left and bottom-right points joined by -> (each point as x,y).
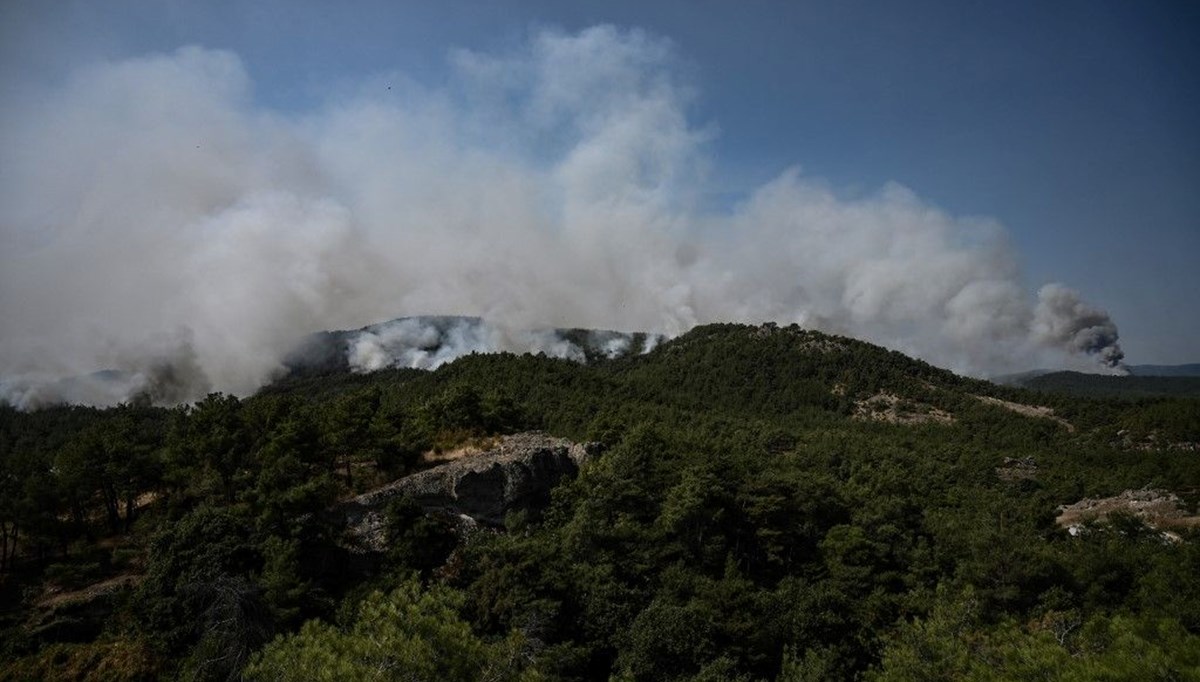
340,316 -> 657,373
1033,284 -> 1126,370
346,317 -> 593,372
0,27 -> 1126,408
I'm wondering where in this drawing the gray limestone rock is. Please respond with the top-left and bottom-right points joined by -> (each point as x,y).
332,432 -> 596,552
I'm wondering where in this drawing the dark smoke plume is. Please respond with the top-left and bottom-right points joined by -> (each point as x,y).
1033,284 -> 1126,371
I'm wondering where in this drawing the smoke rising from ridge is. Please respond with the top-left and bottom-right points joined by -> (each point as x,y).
1033,284 -> 1126,371
0,27 -> 1126,407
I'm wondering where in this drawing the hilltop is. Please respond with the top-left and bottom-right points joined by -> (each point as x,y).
1131,364 -> 1200,378
2,322 -> 1198,680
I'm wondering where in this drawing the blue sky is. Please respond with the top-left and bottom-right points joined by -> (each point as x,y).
2,0 -> 1197,367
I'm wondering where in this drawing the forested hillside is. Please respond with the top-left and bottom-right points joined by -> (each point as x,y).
2,323 -> 1199,680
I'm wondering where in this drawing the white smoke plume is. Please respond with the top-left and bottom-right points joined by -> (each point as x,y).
591,331 -> 634,359
340,317 -> 660,373
0,27 -> 1127,407
348,318 -> 490,372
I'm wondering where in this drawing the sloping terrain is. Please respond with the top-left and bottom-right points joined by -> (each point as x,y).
2,322 -> 1199,681
975,395 -> 1074,431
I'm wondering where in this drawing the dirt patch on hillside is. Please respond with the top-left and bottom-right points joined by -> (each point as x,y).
36,574 -> 142,610
975,396 -> 1074,432
854,392 -> 954,425
1056,489 -> 1200,537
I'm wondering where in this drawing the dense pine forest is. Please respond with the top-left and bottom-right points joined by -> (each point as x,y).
2,323 -> 1199,680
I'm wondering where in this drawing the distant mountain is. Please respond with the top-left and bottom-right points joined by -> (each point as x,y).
271,320 -> 1082,435
992,362 -> 1200,399
1018,371 -> 1200,399
1128,364 -> 1200,378
994,363 -> 1200,387
282,319 -> 1200,404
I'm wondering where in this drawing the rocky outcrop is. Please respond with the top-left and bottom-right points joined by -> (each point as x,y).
1112,429 -> 1200,452
996,456 -> 1038,482
332,432 -> 597,552
853,392 -> 954,425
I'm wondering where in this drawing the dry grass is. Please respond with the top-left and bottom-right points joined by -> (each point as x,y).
975,395 -> 1074,432
1056,489 -> 1200,532
420,435 -> 502,465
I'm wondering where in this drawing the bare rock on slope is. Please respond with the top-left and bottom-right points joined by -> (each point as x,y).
333,432 -> 597,552
853,392 -> 954,425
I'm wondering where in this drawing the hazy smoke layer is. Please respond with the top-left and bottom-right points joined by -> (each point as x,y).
0,27 -> 1125,408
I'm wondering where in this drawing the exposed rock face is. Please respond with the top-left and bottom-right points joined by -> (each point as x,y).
333,432 -> 596,552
